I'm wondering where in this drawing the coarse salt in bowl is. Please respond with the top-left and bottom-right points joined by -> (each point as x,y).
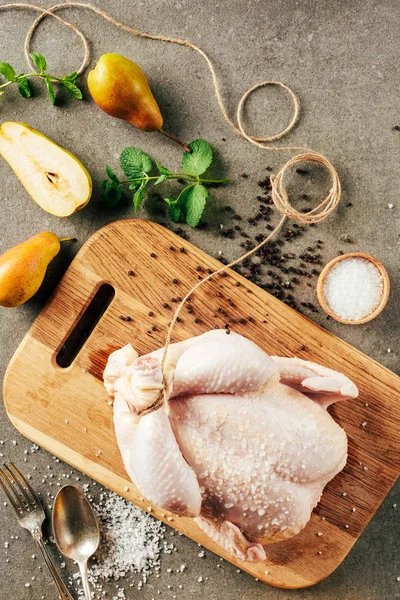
317,253 -> 390,324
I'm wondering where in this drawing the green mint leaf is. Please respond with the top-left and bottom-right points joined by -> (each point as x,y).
63,71 -> 78,82
105,165 -> 119,183
155,160 -> 170,175
168,204 -> 181,223
182,139 -> 213,176
30,52 -> 47,72
0,62 -> 16,82
18,77 -> 31,98
121,147 -> 153,178
62,80 -> 82,99
128,182 -> 141,190
154,173 -> 169,185
45,76 -> 55,105
102,180 -> 122,209
133,181 -> 147,213
182,184 -> 208,227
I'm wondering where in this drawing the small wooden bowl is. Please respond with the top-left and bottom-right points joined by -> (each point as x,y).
317,252 -> 390,325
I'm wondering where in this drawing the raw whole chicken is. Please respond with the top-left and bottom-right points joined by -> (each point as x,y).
104,330 -> 358,562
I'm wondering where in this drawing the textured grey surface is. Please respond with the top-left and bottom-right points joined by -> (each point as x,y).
0,0 -> 399,598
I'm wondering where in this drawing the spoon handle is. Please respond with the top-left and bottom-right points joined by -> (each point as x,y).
79,561 -> 92,600
34,534 -> 75,600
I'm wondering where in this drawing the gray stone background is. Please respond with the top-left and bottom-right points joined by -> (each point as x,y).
0,0 -> 398,598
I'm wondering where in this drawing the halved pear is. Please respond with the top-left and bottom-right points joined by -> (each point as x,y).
0,122 -> 92,217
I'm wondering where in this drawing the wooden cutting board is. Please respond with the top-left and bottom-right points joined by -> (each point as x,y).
3,219 -> 400,589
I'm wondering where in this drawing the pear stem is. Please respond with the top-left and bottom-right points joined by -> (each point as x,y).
159,129 -> 192,153
59,237 -> 77,243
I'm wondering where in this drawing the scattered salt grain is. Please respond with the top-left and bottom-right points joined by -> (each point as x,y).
198,576 -> 203,583
87,491 -> 171,592
323,257 -> 383,321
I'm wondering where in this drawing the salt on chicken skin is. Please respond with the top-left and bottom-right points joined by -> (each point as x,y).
105,330 -> 357,562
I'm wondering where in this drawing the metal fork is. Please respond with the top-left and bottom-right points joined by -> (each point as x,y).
0,463 -> 74,600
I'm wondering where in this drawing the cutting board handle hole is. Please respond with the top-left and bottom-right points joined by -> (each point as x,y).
55,283 -> 115,368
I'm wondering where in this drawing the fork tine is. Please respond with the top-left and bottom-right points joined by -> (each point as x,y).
0,468 -> 23,514
1,465 -> 30,510
5,464 -> 35,507
9,463 -> 41,507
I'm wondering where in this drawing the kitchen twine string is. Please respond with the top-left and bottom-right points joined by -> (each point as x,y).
0,2 -> 342,415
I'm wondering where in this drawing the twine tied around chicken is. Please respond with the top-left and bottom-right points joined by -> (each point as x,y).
0,2 -> 342,416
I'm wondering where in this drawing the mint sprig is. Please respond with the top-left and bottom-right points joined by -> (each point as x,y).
0,53 -> 82,105
182,139 -> 213,176
102,139 -> 229,227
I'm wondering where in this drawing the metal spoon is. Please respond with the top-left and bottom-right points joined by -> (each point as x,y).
53,485 -> 100,600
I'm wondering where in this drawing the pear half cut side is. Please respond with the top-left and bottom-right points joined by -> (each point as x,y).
0,122 -> 92,217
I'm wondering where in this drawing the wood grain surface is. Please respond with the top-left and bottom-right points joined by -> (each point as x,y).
3,219 -> 400,589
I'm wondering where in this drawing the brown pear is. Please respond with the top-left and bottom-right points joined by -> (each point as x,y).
0,232 -> 68,307
88,53 -> 190,151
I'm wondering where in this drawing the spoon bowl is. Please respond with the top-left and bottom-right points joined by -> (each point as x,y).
53,486 -> 100,600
